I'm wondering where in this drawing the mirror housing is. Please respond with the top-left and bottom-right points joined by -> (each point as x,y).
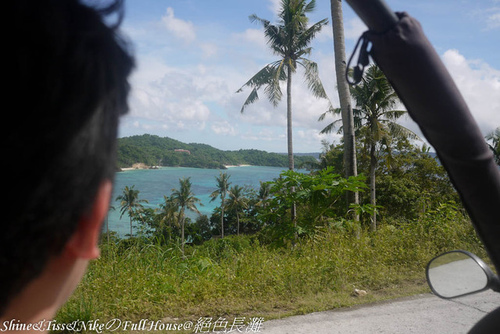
426,250 -> 500,299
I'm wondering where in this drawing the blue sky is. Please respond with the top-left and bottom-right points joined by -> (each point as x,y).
118,0 -> 500,153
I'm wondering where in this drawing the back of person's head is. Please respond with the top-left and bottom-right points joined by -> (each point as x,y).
2,0 -> 134,314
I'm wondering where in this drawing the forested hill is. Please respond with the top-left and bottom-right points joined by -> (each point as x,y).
117,134 -> 318,169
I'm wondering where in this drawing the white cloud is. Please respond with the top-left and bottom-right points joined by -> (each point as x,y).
200,43 -> 218,58
161,7 -> 196,43
442,49 -> 500,136
344,18 -> 368,40
297,128 -> 333,147
211,121 -> 237,136
240,128 -> 285,144
487,11 -> 500,29
268,0 -> 281,16
126,61 -> 215,132
233,28 -> 267,50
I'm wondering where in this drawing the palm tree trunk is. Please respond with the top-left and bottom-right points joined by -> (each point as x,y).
129,216 -> 133,237
221,197 -> 225,238
369,143 -> 377,231
287,65 -> 294,171
287,64 -> 297,233
180,208 -> 185,256
236,212 -> 240,236
330,0 -> 359,222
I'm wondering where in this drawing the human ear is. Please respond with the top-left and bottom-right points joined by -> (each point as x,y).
66,180 -> 112,259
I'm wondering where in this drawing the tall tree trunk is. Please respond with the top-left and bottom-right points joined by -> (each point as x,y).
330,0 -> 359,220
180,208 -> 185,256
369,143 -> 377,231
287,64 -> 297,232
236,212 -> 240,236
221,195 -> 225,238
287,65 -> 294,171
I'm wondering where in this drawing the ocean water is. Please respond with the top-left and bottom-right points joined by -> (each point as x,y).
106,166 -> 296,236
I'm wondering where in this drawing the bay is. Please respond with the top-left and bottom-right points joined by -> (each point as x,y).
106,165 -> 295,237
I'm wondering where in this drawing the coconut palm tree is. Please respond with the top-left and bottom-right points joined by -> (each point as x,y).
354,66 -> 419,230
116,185 -> 148,237
158,195 -> 180,241
226,185 -> 249,236
171,177 -> 201,256
321,65 -> 419,230
256,181 -> 271,208
329,0 -> 359,214
209,172 -> 231,238
237,0 -> 329,171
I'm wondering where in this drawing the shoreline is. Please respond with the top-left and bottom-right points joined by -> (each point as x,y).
119,164 -> 253,172
223,164 -> 251,168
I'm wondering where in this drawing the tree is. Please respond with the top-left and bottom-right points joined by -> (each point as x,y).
260,168 -> 367,245
353,66 -> 419,230
329,0 -> 359,215
375,141 -> 459,221
321,66 -> 419,230
237,0 -> 329,171
209,172 -> 231,238
486,127 -> 500,165
171,177 -> 201,256
157,195 -> 180,241
226,185 -> 249,236
116,185 -> 148,237
256,181 -> 271,208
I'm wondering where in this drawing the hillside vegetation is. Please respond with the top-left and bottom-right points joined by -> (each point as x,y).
117,134 -> 318,169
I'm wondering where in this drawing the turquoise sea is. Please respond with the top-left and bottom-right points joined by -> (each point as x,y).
107,166 -> 297,236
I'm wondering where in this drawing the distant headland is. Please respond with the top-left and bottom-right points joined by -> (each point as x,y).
117,134 -> 319,170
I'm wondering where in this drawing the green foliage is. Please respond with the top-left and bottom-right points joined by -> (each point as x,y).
92,139 -> 485,329
170,177 -> 201,255
373,142 -> 459,221
59,205 -> 484,327
258,167 -> 367,244
226,185 -> 250,235
318,138 -> 459,224
116,134 -> 317,169
115,185 -> 149,237
210,172 -> 231,238
53,295 -> 94,333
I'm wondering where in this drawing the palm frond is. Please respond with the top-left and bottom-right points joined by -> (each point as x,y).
295,18 -> 328,50
240,88 -> 259,113
319,119 -> 343,135
299,58 -> 327,99
386,122 -> 420,141
486,127 -> 500,145
249,14 -> 270,27
318,107 -> 341,122
264,80 -> 283,107
304,0 -> 317,13
382,109 -> 407,120
236,65 -> 274,93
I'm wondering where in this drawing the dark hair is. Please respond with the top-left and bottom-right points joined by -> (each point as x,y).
2,0 -> 134,314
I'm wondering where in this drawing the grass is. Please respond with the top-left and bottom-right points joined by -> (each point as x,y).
54,212 -> 486,333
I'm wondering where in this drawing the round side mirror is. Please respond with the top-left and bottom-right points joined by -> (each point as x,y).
426,250 -> 499,299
